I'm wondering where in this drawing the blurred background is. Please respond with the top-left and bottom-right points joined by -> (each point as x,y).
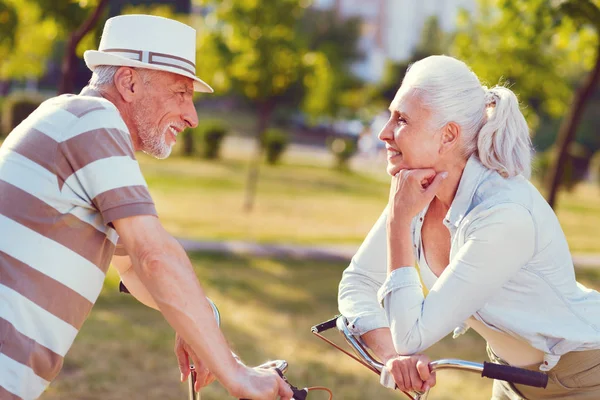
1,0 -> 599,399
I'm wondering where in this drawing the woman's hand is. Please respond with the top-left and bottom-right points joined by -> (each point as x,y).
388,169 -> 447,223
382,354 -> 436,393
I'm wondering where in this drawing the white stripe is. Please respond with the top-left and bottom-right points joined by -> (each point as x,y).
68,207 -> 117,244
0,353 -> 49,400
65,108 -> 129,141
106,51 -> 142,62
150,54 -> 195,73
23,105 -> 78,142
0,285 -> 78,356
0,215 -> 105,303
0,149 -> 90,211
0,149 -> 115,242
65,156 -> 148,200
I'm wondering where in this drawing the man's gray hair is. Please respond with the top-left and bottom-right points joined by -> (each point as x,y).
88,65 -> 156,91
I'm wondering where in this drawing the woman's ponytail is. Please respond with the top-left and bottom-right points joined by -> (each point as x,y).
477,86 -> 533,178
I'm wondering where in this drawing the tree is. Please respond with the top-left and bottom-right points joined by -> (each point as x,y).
452,0 -> 599,208
56,0 -> 109,94
194,0 -> 335,211
545,0 -> 600,208
295,8 -> 363,117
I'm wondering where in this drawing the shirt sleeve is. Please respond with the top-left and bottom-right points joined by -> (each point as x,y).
338,208 -> 391,335
377,203 -> 535,355
56,109 -> 157,226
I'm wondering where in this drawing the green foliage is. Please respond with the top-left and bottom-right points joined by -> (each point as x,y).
187,119 -> 229,160
0,0 -> 61,80
296,8 -> 363,116
261,128 -> 289,165
194,0 -> 335,118
0,1 -> 18,50
1,91 -> 44,137
452,0 -> 599,132
327,136 -> 358,169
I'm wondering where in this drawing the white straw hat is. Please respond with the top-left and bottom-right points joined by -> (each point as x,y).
84,14 -> 213,93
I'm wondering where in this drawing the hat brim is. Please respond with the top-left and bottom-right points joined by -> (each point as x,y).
83,50 -> 214,93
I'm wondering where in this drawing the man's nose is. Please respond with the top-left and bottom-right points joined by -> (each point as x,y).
182,98 -> 198,128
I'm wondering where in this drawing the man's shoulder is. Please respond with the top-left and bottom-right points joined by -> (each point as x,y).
55,90 -> 117,120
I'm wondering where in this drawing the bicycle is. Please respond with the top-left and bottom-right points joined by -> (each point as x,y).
311,315 -> 549,400
187,299 -> 332,400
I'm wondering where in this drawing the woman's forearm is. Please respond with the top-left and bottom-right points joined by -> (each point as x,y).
117,263 -> 159,310
361,328 -> 398,363
387,219 -> 415,274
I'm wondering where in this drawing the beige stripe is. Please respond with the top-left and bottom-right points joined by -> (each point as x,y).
0,385 -> 22,400
55,127 -> 134,190
0,251 -> 93,329
93,185 -> 153,211
0,180 -> 115,272
6,128 -> 57,173
0,317 -> 63,382
63,99 -> 106,118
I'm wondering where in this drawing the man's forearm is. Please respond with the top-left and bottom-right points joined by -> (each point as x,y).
131,239 -> 241,388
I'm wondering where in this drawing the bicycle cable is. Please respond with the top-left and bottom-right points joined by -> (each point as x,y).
311,330 -> 381,375
306,386 -> 333,399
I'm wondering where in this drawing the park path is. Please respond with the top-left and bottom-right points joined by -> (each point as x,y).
177,237 -> 600,269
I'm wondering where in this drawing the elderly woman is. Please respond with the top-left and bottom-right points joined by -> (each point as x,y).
338,55 -> 600,400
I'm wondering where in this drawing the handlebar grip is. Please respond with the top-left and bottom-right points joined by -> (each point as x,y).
482,361 -> 548,388
311,315 -> 340,333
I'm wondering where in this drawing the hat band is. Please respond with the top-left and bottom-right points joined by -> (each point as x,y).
103,48 -> 196,75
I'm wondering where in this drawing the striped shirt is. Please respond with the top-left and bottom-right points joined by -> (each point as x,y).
0,88 -> 157,399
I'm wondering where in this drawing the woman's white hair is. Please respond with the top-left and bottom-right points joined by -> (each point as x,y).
401,55 -> 532,178
88,65 -> 156,92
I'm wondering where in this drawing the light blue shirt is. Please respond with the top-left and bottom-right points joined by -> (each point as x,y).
338,155 -> 600,371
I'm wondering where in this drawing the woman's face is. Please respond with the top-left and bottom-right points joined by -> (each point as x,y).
378,88 -> 443,176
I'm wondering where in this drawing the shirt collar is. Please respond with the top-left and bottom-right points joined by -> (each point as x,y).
444,154 -> 489,228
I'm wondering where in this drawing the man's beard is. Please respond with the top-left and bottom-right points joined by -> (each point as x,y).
132,98 -> 173,159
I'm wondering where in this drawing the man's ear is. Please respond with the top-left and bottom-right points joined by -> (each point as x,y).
440,121 -> 461,154
113,67 -> 142,103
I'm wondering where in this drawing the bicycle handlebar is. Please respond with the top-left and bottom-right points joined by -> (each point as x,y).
311,315 -> 548,399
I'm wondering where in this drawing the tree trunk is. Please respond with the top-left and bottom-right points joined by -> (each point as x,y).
58,0 -> 109,95
0,80 -> 11,97
545,42 -> 600,208
243,100 -> 275,212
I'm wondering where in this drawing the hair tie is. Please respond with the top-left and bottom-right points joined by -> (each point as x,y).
485,88 -> 500,108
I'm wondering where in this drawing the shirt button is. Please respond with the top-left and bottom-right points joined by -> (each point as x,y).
420,217 -> 423,222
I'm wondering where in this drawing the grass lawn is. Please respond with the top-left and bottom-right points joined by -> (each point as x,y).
140,152 -> 600,254
42,253 -> 600,400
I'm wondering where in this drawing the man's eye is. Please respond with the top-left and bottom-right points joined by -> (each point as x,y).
397,117 -> 407,125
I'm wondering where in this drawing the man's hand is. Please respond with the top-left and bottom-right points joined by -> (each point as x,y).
175,333 -> 215,391
227,366 -> 294,400
382,354 -> 436,393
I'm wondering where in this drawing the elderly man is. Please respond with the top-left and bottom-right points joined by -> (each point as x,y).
0,14 -> 292,400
